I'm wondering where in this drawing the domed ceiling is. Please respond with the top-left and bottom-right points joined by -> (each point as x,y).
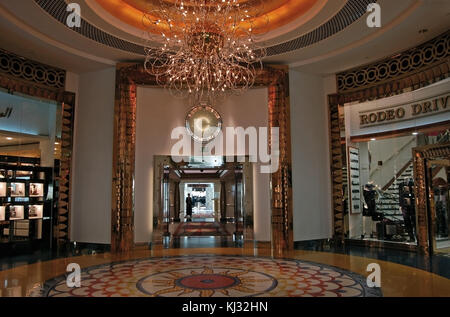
94,0 -> 320,36
1,0 -> 449,74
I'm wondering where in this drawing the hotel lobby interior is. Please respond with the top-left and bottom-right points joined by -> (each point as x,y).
0,0 -> 449,304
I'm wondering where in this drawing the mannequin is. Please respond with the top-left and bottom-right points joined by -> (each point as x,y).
363,181 -> 378,238
434,186 -> 448,238
399,177 -> 416,242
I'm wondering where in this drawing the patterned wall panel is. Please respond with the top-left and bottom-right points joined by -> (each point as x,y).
0,48 -> 65,90
56,94 -> 75,245
328,99 -> 344,241
337,31 -> 450,93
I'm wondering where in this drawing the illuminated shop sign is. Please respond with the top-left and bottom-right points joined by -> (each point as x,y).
344,78 -> 450,137
359,93 -> 449,128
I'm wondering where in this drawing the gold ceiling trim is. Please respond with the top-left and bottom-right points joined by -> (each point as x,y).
94,0 -> 319,36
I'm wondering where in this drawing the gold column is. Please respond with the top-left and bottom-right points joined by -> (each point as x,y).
328,97 -> 344,242
267,68 -> 294,255
111,75 -> 136,253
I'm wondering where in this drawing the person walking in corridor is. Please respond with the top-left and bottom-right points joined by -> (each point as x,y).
186,193 -> 193,222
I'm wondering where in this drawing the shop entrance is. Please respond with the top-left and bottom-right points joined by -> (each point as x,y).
0,90 -> 66,255
155,156 -> 250,248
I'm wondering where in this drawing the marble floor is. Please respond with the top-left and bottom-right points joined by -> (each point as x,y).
0,245 -> 449,297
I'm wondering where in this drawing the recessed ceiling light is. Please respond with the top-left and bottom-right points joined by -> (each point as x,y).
55,142 -> 59,145
6,137 -> 13,140
412,132 -> 419,136
370,138 -> 376,141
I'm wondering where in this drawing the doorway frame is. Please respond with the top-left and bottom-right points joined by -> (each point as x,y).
413,142 -> 450,255
151,156 -> 252,245
111,63 -> 293,253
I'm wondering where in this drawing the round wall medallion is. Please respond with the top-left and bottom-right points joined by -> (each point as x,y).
185,105 -> 222,143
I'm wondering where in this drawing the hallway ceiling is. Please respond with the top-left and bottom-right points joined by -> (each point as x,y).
0,0 -> 448,74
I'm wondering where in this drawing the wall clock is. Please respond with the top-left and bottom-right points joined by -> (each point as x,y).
185,105 -> 222,143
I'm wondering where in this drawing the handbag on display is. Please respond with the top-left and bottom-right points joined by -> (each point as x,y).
29,206 -> 38,218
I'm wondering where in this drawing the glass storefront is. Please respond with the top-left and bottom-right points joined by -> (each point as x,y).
342,129 -> 449,245
340,78 -> 450,249
0,89 -> 62,253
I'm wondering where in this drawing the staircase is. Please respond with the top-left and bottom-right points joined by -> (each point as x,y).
376,161 -> 414,221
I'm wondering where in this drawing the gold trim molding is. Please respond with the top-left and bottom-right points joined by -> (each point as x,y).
413,142 -> 450,255
111,63 -> 293,253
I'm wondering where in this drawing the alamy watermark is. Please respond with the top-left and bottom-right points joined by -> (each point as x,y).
66,263 -> 81,288
366,263 -> 381,288
367,3 -> 381,28
171,123 -> 280,174
66,3 -> 81,28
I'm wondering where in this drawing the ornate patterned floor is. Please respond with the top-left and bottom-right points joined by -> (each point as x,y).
31,256 -> 382,297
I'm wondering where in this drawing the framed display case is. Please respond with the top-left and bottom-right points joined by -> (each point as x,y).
10,182 -> 26,197
28,205 -> 43,219
9,205 -> 25,220
0,163 -> 53,251
29,183 -> 44,197
348,146 -> 362,214
0,182 -> 6,197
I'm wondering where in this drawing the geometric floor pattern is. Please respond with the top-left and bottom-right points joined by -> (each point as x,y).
30,256 -> 382,297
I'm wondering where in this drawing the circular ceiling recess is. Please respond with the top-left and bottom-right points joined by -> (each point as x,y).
94,0 -> 319,35
33,0 -> 375,57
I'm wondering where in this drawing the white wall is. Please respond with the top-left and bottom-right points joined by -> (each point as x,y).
135,87 -> 271,243
289,70 -> 333,241
70,68 -> 115,244
368,135 -> 416,187
253,163 -> 271,241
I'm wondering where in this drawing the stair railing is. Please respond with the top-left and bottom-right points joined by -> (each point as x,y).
370,137 -> 416,179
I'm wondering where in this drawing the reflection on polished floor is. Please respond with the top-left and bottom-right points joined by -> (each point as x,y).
0,244 -> 449,297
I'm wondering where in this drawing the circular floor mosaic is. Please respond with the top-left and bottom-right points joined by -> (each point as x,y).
31,256 -> 382,297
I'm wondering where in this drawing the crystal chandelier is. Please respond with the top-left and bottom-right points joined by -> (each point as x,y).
143,0 -> 268,103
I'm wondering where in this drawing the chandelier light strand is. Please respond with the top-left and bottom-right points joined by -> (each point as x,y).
143,0 -> 268,102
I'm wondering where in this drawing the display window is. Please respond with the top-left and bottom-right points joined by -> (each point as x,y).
10,183 -> 25,197
0,88 -> 61,251
9,205 -> 24,220
0,206 -> 5,221
28,205 -> 43,219
0,182 -> 6,197
340,78 -> 450,247
29,183 -> 44,197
